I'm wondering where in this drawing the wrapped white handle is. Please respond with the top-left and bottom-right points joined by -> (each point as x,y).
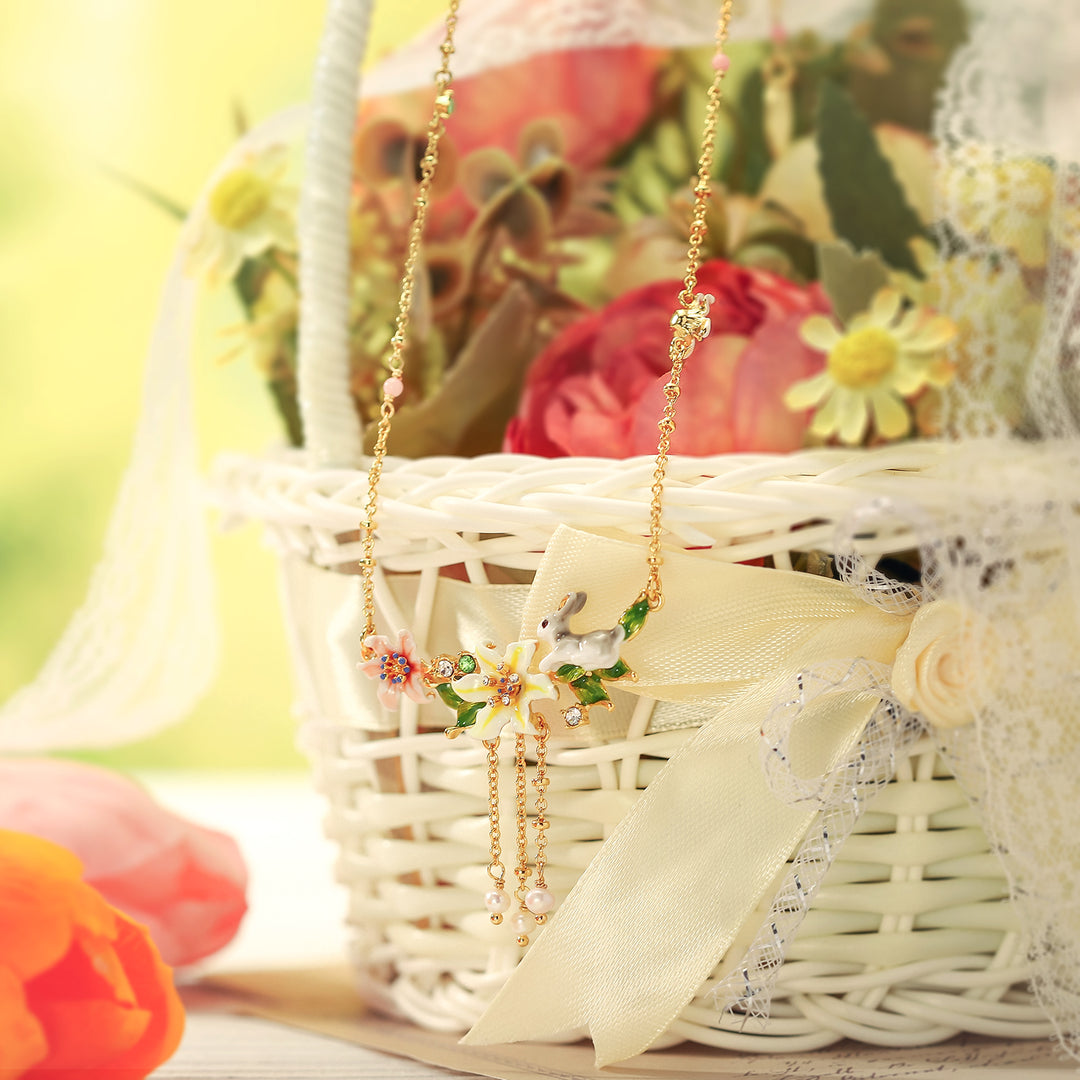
296,0 -> 376,465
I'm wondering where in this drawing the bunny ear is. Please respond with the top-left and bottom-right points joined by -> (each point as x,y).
562,591 -> 588,616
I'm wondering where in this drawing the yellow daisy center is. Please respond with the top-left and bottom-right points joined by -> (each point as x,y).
827,326 -> 898,389
209,168 -> 271,230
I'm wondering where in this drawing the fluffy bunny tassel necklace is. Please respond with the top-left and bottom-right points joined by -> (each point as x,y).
357,0 -> 735,945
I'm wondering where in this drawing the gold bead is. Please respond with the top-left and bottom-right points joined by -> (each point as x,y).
516,935 -> 529,947
534,914 -> 547,926
490,913 -> 503,925
359,557 -> 376,568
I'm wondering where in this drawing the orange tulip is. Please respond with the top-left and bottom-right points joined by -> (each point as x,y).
0,829 -> 185,1079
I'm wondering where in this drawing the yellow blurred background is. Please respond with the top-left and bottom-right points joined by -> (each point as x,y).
0,0 -> 446,768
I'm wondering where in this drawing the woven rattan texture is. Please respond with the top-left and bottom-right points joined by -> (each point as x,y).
213,447 -> 1051,1049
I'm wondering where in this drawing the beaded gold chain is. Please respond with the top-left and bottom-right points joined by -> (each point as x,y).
358,2 -> 735,943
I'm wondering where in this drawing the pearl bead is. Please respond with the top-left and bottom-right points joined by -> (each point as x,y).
711,51 -> 731,73
510,911 -> 535,935
383,375 -> 404,399
484,890 -> 510,914
525,888 -> 554,915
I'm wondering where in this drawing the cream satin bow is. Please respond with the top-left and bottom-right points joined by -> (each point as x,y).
462,526 -> 930,1065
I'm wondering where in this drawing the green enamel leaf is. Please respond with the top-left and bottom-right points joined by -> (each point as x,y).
556,663 -> 587,684
436,682 -> 466,711
816,81 -> 925,276
619,599 -> 650,641
571,674 -> 612,708
597,658 -> 631,681
454,702 -> 484,729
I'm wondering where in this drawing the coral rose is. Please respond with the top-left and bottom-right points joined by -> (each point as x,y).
0,829 -> 184,1078
892,600 -> 999,729
0,759 -> 247,968
504,260 -> 829,458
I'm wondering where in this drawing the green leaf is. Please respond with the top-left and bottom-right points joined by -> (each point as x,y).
436,682 -> 466,711
619,599 -> 650,641
571,674 -> 612,708
847,0 -> 970,133
817,241 -> 893,324
734,229 -> 819,284
732,67 -> 772,195
362,283 -> 539,458
597,658 -> 631,682
454,702 -> 484,729
99,161 -> 188,220
556,664 -> 587,684
816,81 -> 925,276
268,376 -> 303,448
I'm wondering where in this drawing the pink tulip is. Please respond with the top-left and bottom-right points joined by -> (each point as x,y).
0,758 -> 247,968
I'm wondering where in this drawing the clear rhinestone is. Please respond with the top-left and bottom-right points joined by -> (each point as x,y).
435,659 -> 454,679
565,706 -> 583,727
508,672 -> 520,683
501,695 -> 512,706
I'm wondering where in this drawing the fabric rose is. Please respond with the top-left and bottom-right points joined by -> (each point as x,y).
892,600 -> 998,729
0,829 -> 185,1077
504,260 -> 829,458
0,759 -> 248,968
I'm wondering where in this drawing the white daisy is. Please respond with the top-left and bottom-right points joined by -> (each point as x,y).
186,144 -> 296,286
784,287 -> 956,446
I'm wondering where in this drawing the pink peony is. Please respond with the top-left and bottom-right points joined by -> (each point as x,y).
0,759 -> 248,968
505,260 -> 829,458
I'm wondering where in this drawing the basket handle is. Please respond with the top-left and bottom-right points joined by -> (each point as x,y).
296,0 -> 376,465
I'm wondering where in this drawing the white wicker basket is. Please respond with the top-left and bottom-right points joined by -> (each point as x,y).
213,0 -> 1053,1054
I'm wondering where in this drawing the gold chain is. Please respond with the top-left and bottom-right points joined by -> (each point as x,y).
512,734 -> 532,905
531,721 -> 550,891
359,0 -> 732,627
359,1 -> 460,655
484,739 -> 505,891
643,1 -> 735,610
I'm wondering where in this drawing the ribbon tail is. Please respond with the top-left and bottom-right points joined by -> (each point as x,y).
462,674 -> 875,1066
712,660 -> 926,1020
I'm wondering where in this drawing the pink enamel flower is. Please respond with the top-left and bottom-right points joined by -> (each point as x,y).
360,629 -> 430,710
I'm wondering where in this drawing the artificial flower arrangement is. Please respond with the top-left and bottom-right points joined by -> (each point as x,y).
185,0 -> 1023,465
177,0 -> 1080,1060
